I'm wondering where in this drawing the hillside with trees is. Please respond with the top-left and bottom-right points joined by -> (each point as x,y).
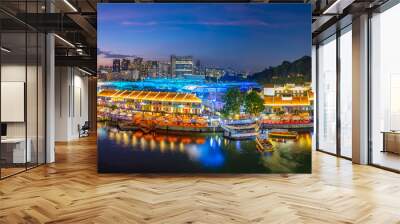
250,56 -> 311,85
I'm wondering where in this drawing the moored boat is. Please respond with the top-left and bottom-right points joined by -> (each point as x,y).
268,129 -> 298,140
221,119 -> 259,140
256,136 -> 274,152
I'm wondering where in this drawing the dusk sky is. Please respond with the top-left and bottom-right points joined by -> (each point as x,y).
98,4 -> 311,73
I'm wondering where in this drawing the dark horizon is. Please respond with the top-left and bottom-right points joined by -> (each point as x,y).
98,4 -> 311,73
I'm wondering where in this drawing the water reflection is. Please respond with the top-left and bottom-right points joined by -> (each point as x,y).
97,125 -> 312,173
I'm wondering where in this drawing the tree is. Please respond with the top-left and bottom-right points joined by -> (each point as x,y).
244,91 -> 265,116
222,88 -> 243,118
110,104 -> 118,111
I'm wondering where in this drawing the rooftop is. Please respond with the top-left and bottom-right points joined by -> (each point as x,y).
98,89 -> 202,103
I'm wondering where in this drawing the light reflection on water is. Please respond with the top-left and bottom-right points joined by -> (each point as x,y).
97,125 -> 312,173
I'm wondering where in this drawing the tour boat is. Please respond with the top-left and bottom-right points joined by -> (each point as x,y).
221,119 -> 259,140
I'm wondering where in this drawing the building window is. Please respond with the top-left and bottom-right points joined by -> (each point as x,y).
339,26 -> 352,158
370,3 -> 400,171
317,35 -> 337,154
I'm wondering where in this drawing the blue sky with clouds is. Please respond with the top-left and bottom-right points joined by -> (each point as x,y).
98,3 -> 311,73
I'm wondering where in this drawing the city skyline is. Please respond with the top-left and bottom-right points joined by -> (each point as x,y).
98,4 -> 311,73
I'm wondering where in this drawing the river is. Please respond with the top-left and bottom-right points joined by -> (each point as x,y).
97,124 -> 312,173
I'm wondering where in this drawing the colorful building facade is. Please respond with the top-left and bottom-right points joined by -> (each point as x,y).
98,89 -> 203,117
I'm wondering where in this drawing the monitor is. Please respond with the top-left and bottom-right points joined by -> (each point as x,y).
1,123 -> 7,137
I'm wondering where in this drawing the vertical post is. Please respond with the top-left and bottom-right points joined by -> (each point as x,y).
315,44 -> 319,151
46,0 -> 56,163
336,29 -> 341,156
352,14 -> 369,164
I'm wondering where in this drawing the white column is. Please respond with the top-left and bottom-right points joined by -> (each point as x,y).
352,14 -> 369,164
55,67 -> 72,141
46,33 -> 55,163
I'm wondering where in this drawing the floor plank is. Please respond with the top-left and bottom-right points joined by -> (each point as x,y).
0,135 -> 399,224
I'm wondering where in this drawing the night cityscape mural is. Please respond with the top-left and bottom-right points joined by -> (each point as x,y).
97,3 -> 313,173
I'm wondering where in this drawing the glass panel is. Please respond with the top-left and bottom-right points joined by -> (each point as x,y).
339,27 -> 352,158
27,30 -> 38,169
1,30 -> 28,178
38,32 -> 45,165
371,4 -> 400,171
317,35 -> 337,154
0,1 -> 46,178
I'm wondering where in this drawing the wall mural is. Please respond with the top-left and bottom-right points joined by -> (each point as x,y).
97,3 -> 312,173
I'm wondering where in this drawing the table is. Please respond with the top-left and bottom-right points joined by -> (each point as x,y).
1,138 -> 31,164
382,131 -> 400,154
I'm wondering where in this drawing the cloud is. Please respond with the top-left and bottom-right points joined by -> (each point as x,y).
97,49 -> 136,59
120,20 -> 271,27
121,21 -> 158,26
199,20 -> 270,27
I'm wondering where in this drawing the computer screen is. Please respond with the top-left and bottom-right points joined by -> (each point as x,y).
1,123 -> 7,137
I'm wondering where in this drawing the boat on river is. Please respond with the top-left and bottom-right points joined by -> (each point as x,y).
221,119 -> 259,140
268,129 -> 298,140
256,136 -> 274,152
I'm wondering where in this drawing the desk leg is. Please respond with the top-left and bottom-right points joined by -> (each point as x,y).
382,133 -> 386,153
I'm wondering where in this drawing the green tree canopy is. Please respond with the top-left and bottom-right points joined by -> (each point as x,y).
244,91 -> 265,116
222,88 -> 243,117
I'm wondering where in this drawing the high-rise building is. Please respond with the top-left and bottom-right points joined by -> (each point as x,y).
158,62 -> 171,77
121,59 -> 130,71
133,57 -> 143,69
171,55 -> 193,77
147,61 -> 158,77
112,59 -> 121,73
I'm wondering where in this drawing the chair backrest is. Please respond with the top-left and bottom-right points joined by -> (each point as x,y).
82,121 -> 90,129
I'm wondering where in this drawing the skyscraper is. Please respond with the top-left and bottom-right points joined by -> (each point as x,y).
121,59 -> 130,71
158,62 -> 171,77
112,59 -> 121,73
171,55 -> 193,77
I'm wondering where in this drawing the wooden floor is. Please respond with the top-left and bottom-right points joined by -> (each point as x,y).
1,136 -> 400,224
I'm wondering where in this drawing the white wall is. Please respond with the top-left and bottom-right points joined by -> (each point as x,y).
1,64 -> 26,138
55,67 -> 89,141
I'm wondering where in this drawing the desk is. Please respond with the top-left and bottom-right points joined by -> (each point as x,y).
1,138 -> 31,163
382,131 -> 400,154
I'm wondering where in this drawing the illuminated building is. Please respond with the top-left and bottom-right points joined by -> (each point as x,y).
121,59 -> 130,71
205,68 -> 225,80
147,61 -> 158,77
112,59 -> 120,72
171,55 -> 193,77
133,57 -> 143,69
263,83 -> 314,113
121,70 -> 139,81
98,89 -> 203,115
158,62 -> 171,77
